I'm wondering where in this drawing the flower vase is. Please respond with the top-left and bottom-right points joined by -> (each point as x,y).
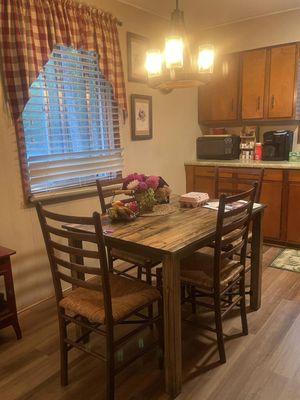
135,188 -> 156,213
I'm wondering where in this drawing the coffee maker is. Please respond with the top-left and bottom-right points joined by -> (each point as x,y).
262,130 -> 294,161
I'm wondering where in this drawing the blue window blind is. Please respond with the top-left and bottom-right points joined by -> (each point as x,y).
22,45 -> 123,195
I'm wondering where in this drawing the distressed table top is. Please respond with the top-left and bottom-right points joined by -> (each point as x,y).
65,199 -> 265,257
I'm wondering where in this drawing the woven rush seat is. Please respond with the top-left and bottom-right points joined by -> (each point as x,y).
181,249 -> 243,290
110,248 -> 160,267
59,274 -> 161,323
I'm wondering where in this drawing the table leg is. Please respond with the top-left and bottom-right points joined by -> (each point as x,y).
250,210 -> 264,310
3,264 -> 22,340
162,254 -> 182,398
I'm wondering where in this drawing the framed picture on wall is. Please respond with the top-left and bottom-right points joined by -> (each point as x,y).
131,94 -> 153,140
127,32 -> 149,83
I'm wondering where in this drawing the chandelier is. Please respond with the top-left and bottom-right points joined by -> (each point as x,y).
145,0 -> 215,93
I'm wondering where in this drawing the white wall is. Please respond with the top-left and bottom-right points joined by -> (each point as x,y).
0,0 -> 200,310
197,8 -> 300,54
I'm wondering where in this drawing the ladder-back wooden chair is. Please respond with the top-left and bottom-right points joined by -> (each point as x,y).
181,184 -> 257,363
96,178 -> 161,285
214,166 -> 264,274
36,203 -> 163,400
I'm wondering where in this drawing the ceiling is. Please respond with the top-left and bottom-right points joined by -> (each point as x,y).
118,0 -> 300,30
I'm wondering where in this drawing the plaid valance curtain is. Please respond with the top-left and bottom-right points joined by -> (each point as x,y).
0,0 -> 127,123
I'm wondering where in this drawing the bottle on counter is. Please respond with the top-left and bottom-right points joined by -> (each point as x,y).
255,143 -> 262,161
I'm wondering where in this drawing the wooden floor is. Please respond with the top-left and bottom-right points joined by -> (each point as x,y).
1,246 -> 300,400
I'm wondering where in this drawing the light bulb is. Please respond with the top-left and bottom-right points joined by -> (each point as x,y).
146,51 -> 163,77
165,36 -> 184,69
198,45 -> 215,73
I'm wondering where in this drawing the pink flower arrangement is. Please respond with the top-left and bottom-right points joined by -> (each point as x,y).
123,173 -> 170,204
123,172 -> 160,193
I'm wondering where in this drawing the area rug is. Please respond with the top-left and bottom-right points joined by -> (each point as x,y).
271,249 -> 300,273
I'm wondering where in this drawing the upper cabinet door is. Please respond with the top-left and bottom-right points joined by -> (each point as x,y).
198,53 -> 239,123
268,44 -> 297,118
214,53 -> 240,121
242,49 -> 267,119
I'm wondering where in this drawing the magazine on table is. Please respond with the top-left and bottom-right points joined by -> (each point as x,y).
203,200 -> 261,212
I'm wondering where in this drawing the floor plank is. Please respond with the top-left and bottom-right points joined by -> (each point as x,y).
1,246 -> 300,399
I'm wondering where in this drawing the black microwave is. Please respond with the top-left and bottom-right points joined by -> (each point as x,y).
197,135 -> 240,160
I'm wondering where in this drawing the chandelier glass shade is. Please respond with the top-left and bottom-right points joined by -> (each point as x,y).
146,0 -> 215,92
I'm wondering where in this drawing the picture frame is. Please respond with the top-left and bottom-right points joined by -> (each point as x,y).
127,32 -> 149,83
131,94 -> 153,141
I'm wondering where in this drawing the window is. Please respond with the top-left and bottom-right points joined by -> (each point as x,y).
22,45 -> 123,196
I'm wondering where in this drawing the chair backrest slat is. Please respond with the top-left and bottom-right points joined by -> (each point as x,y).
54,256 -> 102,276
45,224 -> 97,243
221,214 -> 249,236
224,202 -> 249,218
49,240 -> 100,259
215,167 -> 264,203
41,208 -> 95,225
220,226 -> 247,247
56,271 -> 101,291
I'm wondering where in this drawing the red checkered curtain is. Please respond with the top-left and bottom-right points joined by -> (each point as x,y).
0,0 -> 126,196
1,0 -> 127,121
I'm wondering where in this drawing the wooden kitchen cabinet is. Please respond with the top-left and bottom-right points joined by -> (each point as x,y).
260,170 -> 283,240
185,165 -> 300,246
198,53 -> 240,123
199,42 -> 300,124
267,44 -> 298,119
241,48 -> 267,120
286,171 -> 300,244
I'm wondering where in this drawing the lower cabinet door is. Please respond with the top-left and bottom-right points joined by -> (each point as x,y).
260,181 -> 283,240
194,176 -> 215,199
286,183 -> 300,244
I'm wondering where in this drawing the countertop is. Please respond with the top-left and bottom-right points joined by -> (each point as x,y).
185,159 -> 300,169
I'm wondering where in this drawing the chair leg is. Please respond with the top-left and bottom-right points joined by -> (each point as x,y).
239,273 -> 248,335
59,314 -> 68,387
214,294 -> 226,364
108,251 -> 114,273
181,284 -> 186,304
191,286 -> 197,314
157,299 -> 164,370
12,320 -> 22,340
137,265 -> 142,280
106,334 -> 115,400
146,265 -> 154,328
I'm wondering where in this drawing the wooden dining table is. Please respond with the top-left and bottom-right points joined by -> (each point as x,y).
65,200 -> 265,399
